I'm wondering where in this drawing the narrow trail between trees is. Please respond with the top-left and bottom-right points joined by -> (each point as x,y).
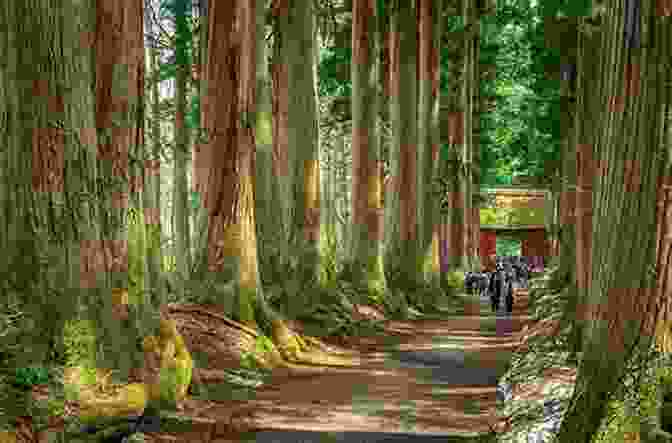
138,286 -> 534,443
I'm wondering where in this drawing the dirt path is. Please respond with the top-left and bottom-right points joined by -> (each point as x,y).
139,289 -> 533,443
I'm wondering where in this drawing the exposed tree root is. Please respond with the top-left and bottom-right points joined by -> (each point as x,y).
268,319 -> 360,369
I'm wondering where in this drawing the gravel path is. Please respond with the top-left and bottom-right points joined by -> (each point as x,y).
142,286 -> 534,443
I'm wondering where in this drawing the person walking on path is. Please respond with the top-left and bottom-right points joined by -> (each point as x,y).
504,275 -> 515,314
489,270 -> 502,313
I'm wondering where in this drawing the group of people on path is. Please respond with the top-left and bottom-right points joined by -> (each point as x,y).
464,255 -> 532,315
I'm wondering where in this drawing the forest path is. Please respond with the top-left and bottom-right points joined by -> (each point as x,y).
142,287 -> 533,443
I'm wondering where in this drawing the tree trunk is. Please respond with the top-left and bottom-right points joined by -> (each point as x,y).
461,0 -> 477,270
94,0 -> 146,380
336,123 -> 351,252
193,0 -> 261,328
349,0 -> 386,296
417,0 -> 443,283
378,7 -> 391,260
556,2 -> 672,440
272,0 -> 322,283
0,0 -> 99,369
442,13 -> 468,272
193,1 -> 351,369
385,0 -> 420,290
143,44 -> 165,306
254,0 -> 282,283
565,14 -> 602,359
173,0 -> 192,287
470,11 -> 482,270
546,16 -> 580,358
194,0 -> 208,198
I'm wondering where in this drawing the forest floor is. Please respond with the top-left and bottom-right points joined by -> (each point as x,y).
12,283 -> 578,443
131,287 -> 540,443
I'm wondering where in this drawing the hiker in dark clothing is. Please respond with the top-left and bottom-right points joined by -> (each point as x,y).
488,270 -> 502,313
464,272 -> 477,295
466,272 -> 489,297
476,272 -> 489,297
504,273 -> 515,314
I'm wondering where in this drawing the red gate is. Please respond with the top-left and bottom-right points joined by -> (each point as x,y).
522,229 -> 548,271
480,230 -> 497,268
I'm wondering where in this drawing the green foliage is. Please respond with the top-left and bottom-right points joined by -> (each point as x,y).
496,237 -> 521,256
239,352 -> 257,372
239,335 -> 275,372
62,319 -> 98,387
254,335 -> 274,355
480,206 -> 510,225
186,94 -> 201,132
593,353 -> 672,443
9,365 -> 51,390
315,0 -> 561,187
442,269 -> 466,296
276,275 -> 385,338
0,299 -> 23,365
318,46 -> 351,97
477,1 -> 561,187
408,281 -> 444,314
0,365 -> 68,435
318,224 -> 340,289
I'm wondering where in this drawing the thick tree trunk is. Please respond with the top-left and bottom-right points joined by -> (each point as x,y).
272,0 -> 321,283
349,0 -> 386,296
447,116 -> 465,270
443,15 -> 467,271
566,14 -> 602,359
428,2 -> 444,281
254,0 -> 282,282
551,16 -> 580,358
378,9 -> 391,264
195,0 -> 259,325
417,0 -> 443,282
0,0 -> 98,368
385,0 -> 420,290
94,0 -> 146,380
556,2 -> 672,441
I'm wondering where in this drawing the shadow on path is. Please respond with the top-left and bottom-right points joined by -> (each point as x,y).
246,429 -> 484,442
142,290 -> 533,443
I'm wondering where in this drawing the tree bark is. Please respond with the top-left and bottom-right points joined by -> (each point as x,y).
173,0 -> 192,286
94,0 -> 146,380
417,0 -> 443,283
254,0 -> 282,283
272,0 -> 322,283
385,0 -> 420,291
470,9 -> 482,270
0,0 -> 98,368
349,0 -> 387,296
556,2 -> 672,440
461,0 -> 477,270
442,13 -> 468,272
143,44 -> 165,307
195,0 -> 261,326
